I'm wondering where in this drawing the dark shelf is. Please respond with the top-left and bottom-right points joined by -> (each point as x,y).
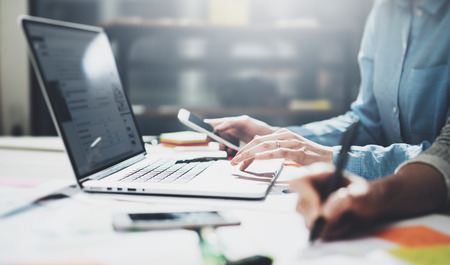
103,19 -> 356,135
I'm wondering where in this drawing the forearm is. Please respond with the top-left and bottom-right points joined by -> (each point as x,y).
287,111 -> 359,146
372,163 -> 447,221
337,142 -> 426,180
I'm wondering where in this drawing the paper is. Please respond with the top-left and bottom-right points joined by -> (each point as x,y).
0,192 -> 202,265
160,131 -> 208,148
389,245 -> 450,265
0,178 -> 75,217
375,225 -> 450,248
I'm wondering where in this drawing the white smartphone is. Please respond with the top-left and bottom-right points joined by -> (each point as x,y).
113,211 -> 240,231
177,108 -> 240,151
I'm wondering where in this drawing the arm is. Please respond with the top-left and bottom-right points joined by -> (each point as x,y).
229,3 -> 386,172
289,118 -> 450,240
374,163 -> 447,219
208,1 -> 381,153
337,141 -> 429,180
288,1 -> 384,148
290,163 -> 446,240
292,1 -> 426,179
395,117 -> 450,207
205,115 -> 280,156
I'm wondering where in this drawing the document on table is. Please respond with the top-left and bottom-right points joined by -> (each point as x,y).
296,214 -> 450,265
0,178 -> 75,217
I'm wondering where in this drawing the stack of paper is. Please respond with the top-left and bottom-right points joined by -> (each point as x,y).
160,131 -> 209,148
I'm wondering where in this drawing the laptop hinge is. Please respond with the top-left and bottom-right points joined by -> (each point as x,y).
80,153 -> 147,183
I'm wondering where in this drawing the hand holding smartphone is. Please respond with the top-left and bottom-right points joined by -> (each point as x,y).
113,211 -> 240,231
177,108 -> 240,151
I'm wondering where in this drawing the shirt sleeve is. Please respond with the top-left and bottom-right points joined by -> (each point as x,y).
396,117 -> 450,208
288,1 -> 409,179
334,141 -> 429,180
288,1 -> 385,148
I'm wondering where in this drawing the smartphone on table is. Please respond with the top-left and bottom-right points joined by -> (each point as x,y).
177,108 -> 240,151
113,211 -> 240,231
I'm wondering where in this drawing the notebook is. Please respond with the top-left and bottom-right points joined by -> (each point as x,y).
19,15 -> 283,199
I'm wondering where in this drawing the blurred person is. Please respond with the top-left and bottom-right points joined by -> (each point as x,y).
206,0 -> 450,180
289,117 -> 450,240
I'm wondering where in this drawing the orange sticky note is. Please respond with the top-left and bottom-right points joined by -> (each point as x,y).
283,159 -> 301,167
375,225 -> 450,248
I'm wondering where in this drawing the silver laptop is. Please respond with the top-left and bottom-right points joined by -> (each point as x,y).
20,15 -> 283,199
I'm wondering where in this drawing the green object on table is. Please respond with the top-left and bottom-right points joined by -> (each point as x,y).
197,227 -> 227,265
196,227 -> 273,265
389,245 -> 450,265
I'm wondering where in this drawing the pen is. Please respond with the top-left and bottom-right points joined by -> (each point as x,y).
309,117 -> 360,244
0,184 -> 79,219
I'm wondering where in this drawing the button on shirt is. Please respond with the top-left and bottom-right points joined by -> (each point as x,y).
288,0 -> 450,180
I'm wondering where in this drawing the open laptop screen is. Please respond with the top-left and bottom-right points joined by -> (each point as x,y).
21,17 -> 145,180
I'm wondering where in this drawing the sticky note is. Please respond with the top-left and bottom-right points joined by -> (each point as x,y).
283,160 -> 301,167
160,131 -> 208,148
375,225 -> 450,248
389,245 -> 450,265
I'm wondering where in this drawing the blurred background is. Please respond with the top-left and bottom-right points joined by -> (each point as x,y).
0,0 -> 374,136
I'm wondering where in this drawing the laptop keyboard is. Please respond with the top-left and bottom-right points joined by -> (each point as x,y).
119,158 -> 213,184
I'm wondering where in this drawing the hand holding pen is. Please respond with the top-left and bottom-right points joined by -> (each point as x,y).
289,117 -> 362,242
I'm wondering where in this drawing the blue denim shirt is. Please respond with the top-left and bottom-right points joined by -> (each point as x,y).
288,0 -> 450,180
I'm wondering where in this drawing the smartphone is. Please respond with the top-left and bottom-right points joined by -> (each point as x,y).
113,211 -> 241,231
177,108 -> 240,151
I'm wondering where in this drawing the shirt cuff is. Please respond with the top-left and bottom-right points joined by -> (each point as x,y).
331,145 -> 363,177
396,154 -> 450,209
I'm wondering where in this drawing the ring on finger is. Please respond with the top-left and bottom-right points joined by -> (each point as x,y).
276,139 -> 280,149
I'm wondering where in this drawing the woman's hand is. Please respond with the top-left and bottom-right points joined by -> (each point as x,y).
230,128 -> 333,171
205,115 -> 280,156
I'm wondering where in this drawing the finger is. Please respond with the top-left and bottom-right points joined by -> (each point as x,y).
234,129 -> 295,155
239,157 -> 255,171
231,139 -> 280,165
291,178 -> 320,225
213,120 -> 235,132
215,130 -> 240,145
323,188 -> 351,220
227,148 -> 237,158
254,147 -> 301,163
218,142 -> 226,150
320,188 -> 353,239
219,142 -> 235,157
253,142 -> 326,168
209,116 -> 249,132
288,163 -> 336,193
290,179 -> 323,229
204,117 -> 231,127
289,165 -> 337,228
322,220 -> 353,240
231,135 -> 262,160
301,197 -> 322,229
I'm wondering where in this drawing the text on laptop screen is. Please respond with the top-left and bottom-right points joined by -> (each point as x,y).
24,20 -> 145,178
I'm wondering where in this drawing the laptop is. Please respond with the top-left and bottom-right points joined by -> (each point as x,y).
19,15 -> 283,200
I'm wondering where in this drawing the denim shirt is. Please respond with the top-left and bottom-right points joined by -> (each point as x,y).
288,0 -> 450,180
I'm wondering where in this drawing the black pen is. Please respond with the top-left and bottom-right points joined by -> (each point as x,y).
309,117 -> 360,244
